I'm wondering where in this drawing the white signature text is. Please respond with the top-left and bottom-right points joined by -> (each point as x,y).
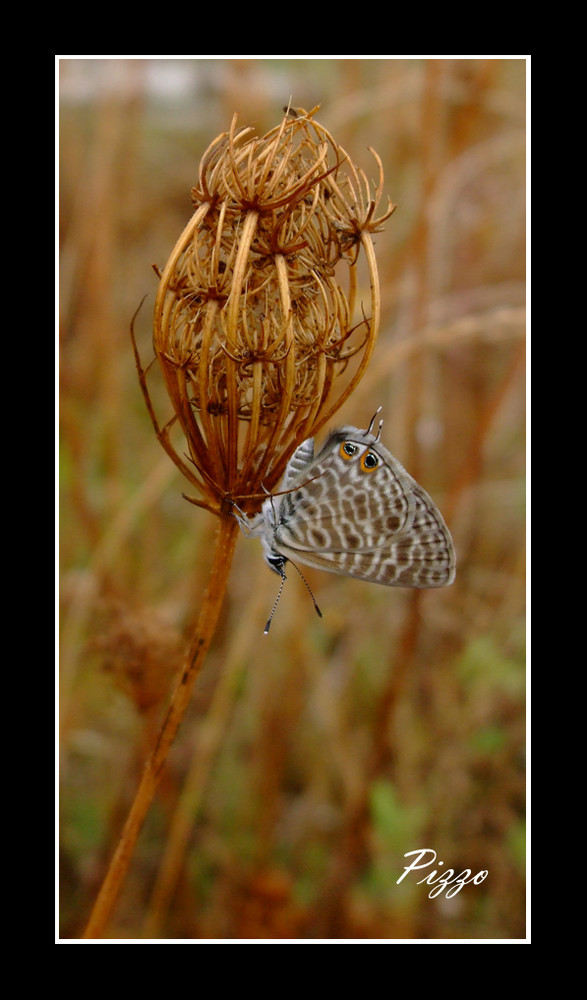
397,848 -> 488,899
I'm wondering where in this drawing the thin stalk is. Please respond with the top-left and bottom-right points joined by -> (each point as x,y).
82,514 -> 239,939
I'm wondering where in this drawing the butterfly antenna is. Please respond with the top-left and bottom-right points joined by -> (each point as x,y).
264,561 -> 323,634
289,560 -> 323,620
264,570 -> 287,635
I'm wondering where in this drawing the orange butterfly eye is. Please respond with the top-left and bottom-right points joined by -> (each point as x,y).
340,441 -> 358,460
361,450 -> 379,473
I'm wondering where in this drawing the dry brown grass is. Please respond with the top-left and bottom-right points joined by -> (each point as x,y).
59,58 -> 526,941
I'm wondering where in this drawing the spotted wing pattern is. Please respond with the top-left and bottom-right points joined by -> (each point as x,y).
263,427 -> 455,589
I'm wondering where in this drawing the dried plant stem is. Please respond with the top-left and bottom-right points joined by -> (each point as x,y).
83,515 -> 239,939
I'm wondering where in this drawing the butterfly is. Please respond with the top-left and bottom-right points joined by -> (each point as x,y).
237,410 -> 455,631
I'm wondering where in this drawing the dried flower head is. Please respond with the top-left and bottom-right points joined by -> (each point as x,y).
137,106 -> 394,516
92,600 -> 182,714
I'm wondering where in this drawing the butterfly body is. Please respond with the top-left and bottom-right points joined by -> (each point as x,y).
244,419 -> 456,591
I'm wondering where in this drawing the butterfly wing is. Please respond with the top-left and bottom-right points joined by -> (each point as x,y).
272,430 -> 455,588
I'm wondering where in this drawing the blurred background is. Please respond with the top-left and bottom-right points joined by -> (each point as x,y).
59,57 -> 526,940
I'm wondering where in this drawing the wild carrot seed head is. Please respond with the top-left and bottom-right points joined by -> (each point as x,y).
151,106 -> 394,516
